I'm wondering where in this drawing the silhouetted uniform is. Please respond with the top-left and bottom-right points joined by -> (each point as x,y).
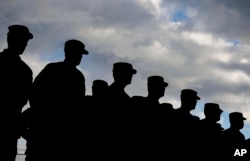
29,39 -> 88,161
20,107 -> 34,160
92,80 -> 109,97
158,102 -> 175,151
84,79 -> 108,158
199,103 -> 224,160
104,62 -> 137,159
85,79 -> 108,117
131,75 -> 169,159
0,25 -> 33,161
172,89 -> 201,160
220,112 -> 247,160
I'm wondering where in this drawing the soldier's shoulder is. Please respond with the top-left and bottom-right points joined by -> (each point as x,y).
193,115 -> 200,121
131,95 -> 145,99
130,95 -> 146,104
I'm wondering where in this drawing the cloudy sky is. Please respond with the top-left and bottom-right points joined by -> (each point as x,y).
1,0 -> 250,145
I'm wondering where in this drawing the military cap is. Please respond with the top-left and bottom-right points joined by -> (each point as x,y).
204,103 -> 223,114
8,25 -> 33,40
229,112 -> 246,121
181,89 -> 200,100
113,62 -> 137,74
65,39 -> 89,55
147,75 -> 168,87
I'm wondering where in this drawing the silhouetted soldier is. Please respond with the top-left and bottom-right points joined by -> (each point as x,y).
84,79 -> 108,158
85,79 -> 109,114
89,79 -> 109,120
85,79 -> 108,109
173,89 -> 201,160
131,75 -> 169,159
199,103 -> 224,160
220,112 -> 247,160
104,62 -> 136,159
106,62 -> 137,121
107,62 -> 136,104
131,75 -> 168,113
0,25 -> 33,161
29,39 -> 89,161
92,79 -> 108,97
131,75 -> 169,116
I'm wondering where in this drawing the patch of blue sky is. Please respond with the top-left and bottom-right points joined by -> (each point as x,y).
227,39 -> 240,46
220,110 -> 230,129
171,10 -> 189,22
242,124 -> 250,139
40,51 -> 64,62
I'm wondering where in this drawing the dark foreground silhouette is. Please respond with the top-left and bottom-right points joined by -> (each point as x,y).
23,63 -> 250,160
0,25 -> 249,161
0,25 -> 33,161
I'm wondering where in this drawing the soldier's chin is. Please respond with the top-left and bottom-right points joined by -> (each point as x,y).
16,49 -> 25,55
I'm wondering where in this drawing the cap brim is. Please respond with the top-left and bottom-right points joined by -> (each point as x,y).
82,49 -> 89,55
28,33 -> 33,39
164,82 -> 168,87
132,69 -> 137,74
218,109 -> 223,113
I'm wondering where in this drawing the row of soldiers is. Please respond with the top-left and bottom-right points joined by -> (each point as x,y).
0,24 -> 249,161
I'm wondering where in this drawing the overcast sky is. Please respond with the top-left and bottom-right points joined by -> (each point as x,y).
1,0 -> 250,140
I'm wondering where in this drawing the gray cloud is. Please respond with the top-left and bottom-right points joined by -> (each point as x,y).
161,0 -> 250,43
1,0 -> 250,138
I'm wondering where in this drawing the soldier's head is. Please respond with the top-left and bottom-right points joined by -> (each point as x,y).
92,79 -> 108,97
180,89 -> 200,110
147,75 -> 168,99
64,39 -> 88,66
229,112 -> 246,130
112,62 -> 137,86
7,25 -> 33,55
204,103 -> 223,122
